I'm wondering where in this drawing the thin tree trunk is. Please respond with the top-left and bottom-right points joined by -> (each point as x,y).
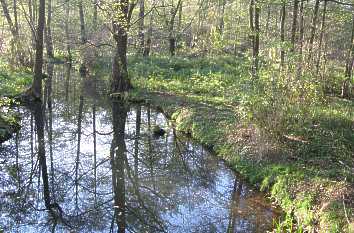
265,4 -> 271,38
315,0 -> 327,76
31,0 -> 46,98
79,1 -> 87,44
218,0 -> 226,35
290,0 -> 299,52
0,0 -> 17,36
65,3 -> 72,63
168,0 -> 182,56
280,1 -> 286,68
143,0 -> 154,56
138,0 -> 145,54
297,0 -> 305,77
249,0 -> 255,73
93,0 -> 98,27
13,0 -> 18,34
45,0 -> 54,59
308,0 -> 320,63
253,0 -> 260,75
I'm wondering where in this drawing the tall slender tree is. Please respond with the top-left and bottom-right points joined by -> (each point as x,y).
111,0 -> 135,92
31,0 -> 46,98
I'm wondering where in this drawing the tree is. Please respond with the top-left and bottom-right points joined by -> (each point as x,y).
138,0 -> 145,54
111,0 -> 136,93
167,0 -> 182,56
280,0 -> 286,68
342,12 -> 354,98
290,0 -> 299,52
45,0 -> 54,59
250,0 -> 260,77
31,0 -> 46,98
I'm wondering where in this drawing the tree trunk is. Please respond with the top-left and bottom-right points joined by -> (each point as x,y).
290,0 -> 299,52
143,0 -> 153,57
315,0 -> 327,76
253,0 -> 260,74
249,0 -> 254,61
31,0 -> 46,98
308,0 -> 320,63
79,1 -> 87,44
265,4 -> 271,38
65,3 -> 72,63
93,0 -> 98,27
297,0 -> 305,77
13,0 -> 18,34
45,0 -> 54,59
112,0 -> 132,93
168,0 -> 182,56
218,0 -> 226,35
138,0 -> 145,54
0,0 -> 17,37
280,1 -> 286,68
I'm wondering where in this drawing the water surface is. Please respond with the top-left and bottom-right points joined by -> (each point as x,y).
0,65 -> 279,232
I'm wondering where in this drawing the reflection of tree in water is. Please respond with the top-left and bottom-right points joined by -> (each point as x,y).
0,65 -> 277,233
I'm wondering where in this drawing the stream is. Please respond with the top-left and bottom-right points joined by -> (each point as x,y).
0,64 -> 279,232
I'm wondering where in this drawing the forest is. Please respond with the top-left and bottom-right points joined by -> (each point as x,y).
0,0 -> 354,232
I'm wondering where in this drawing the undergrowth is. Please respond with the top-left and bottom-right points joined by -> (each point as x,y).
129,55 -> 354,232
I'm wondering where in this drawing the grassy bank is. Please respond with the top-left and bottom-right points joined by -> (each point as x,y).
128,55 -> 354,232
0,60 -> 32,142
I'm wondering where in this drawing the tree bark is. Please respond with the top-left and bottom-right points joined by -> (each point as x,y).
253,0 -> 260,74
168,0 -> 182,56
112,0 -> 133,93
218,0 -> 226,35
45,0 -> 54,59
143,3 -> 153,57
315,0 -> 327,75
290,0 -> 299,52
31,0 -> 46,98
79,1 -> 87,44
65,3 -> 72,63
280,1 -> 286,68
308,0 -> 320,63
0,0 -> 17,37
297,0 -> 305,77
138,0 -> 145,54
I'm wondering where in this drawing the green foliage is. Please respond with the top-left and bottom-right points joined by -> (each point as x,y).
129,55 -> 354,232
0,60 -> 32,96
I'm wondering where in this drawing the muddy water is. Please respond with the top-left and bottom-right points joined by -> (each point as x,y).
0,65 -> 279,232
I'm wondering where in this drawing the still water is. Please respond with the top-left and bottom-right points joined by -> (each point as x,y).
0,64 -> 279,232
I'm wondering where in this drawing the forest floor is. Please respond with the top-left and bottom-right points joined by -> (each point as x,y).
128,55 -> 354,232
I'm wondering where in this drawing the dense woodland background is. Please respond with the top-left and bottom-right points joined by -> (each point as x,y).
0,0 -> 353,89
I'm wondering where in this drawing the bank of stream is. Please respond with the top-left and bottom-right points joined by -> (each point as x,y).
0,64 -> 280,232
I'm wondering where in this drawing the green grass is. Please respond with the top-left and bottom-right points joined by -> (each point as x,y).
0,60 -> 31,142
0,60 -> 32,97
128,55 -> 354,232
